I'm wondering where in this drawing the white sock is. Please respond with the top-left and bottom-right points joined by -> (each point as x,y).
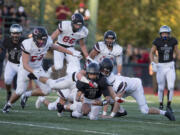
24,91 -> 32,97
168,90 -> 174,101
110,112 -> 116,117
102,111 -> 107,116
160,110 -> 166,115
158,90 -> 164,102
118,106 -> 125,113
7,102 -> 12,106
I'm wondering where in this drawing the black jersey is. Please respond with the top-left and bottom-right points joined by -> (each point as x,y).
76,75 -> 110,99
1,36 -> 25,64
152,37 -> 178,63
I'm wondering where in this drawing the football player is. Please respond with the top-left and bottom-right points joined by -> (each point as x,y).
150,25 -> 180,112
2,27 -> 81,113
89,30 -> 123,75
50,13 -> 90,75
101,58 -> 176,121
0,24 -> 25,101
71,63 -> 124,120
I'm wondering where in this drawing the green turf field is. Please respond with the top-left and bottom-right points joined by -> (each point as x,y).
0,89 -> 180,135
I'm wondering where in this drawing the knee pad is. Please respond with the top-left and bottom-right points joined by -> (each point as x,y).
167,84 -> 174,91
15,89 -> 24,96
158,84 -> 165,92
72,111 -> 82,118
140,105 -> 149,114
42,87 -> 51,95
48,102 -> 57,111
89,114 -> 98,120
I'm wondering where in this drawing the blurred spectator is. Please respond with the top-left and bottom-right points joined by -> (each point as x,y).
74,2 -> 90,26
138,48 -> 150,64
55,1 -> 71,23
0,9 -> 2,27
0,30 -> 6,78
16,6 -> 28,26
2,5 -> 9,34
124,44 -> 133,64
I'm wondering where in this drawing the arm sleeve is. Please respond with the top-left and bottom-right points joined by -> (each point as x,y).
116,55 -> 123,65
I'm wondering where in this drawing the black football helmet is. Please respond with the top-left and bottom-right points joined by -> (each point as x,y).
104,30 -> 117,47
71,13 -> 84,32
10,24 -> 23,42
32,27 -> 48,48
100,58 -> 114,77
86,63 -> 100,81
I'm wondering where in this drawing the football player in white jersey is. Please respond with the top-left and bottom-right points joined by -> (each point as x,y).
2,27 -> 81,113
101,58 -> 175,121
89,30 -> 123,75
50,13 -> 90,75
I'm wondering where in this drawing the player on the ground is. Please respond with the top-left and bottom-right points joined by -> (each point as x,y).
89,30 -> 123,75
101,58 -> 175,121
50,13 -> 90,75
150,25 -> 180,112
71,63 -> 124,120
0,24 -> 25,101
2,27 -> 81,113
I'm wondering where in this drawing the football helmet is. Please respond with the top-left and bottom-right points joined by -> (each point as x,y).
32,27 -> 48,48
104,30 -> 117,47
100,58 -> 114,77
159,25 -> 171,40
71,13 -> 84,32
10,24 -> 23,42
86,63 -> 100,81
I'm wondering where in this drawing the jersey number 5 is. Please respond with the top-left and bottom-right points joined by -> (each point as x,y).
63,36 -> 75,44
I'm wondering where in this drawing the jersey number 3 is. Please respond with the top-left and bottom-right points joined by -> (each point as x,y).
63,36 -> 75,44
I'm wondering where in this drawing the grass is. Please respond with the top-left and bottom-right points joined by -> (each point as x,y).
0,89 -> 180,135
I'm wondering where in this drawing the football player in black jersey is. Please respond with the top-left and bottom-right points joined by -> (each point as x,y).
150,25 -> 180,112
0,24 -> 25,101
71,63 -> 124,120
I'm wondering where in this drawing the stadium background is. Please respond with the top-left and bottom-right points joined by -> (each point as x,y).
1,0 -> 180,90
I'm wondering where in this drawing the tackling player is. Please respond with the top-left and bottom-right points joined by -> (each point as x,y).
2,27 -> 81,113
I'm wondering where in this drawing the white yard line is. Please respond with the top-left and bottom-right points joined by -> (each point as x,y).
0,121 -> 113,135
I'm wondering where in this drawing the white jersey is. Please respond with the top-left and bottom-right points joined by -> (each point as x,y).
21,36 -> 53,68
57,21 -> 88,47
93,41 -> 123,63
107,73 -> 137,93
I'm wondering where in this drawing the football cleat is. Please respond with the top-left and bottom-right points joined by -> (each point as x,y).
35,96 -> 45,109
165,109 -> 175,121
57,103 -> 64,113
159,104 -> 163,110
2,103 -> 12,113
20,94 -> 28,109
166,105 -> 174,113
115,110 -> 127,117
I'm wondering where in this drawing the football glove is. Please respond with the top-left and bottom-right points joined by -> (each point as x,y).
28,73 -> 37,80
151,62 -> 157,72
73,50 -> 82,59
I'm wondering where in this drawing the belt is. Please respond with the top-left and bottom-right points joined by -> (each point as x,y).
56,42 -> 73,48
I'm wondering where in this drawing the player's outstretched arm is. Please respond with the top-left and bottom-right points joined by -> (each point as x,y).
79,39 -> 89,58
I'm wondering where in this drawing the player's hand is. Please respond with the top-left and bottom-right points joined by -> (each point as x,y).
28,73 -> 37,80
89,81 -> 98,88
151,62 -> 157,72
73,51 -> 82,59
32,70 -> 41,80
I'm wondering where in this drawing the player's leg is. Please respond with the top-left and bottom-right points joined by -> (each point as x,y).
2,67 -> 29,113
89,105 -> 102,120
66,49 -> 81,74
4,61 -> 18,101
53,50 -> 65,70
156,68 -> 166,110
166,64 -> 176,112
